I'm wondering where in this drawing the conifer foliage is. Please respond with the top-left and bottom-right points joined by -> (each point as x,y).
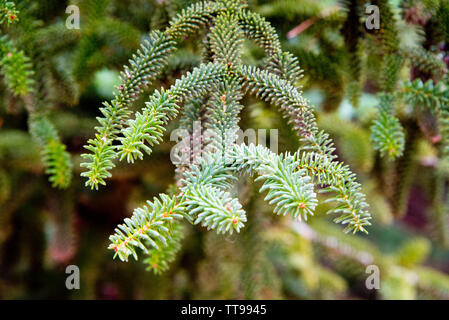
81,0 -> 372,273
2,0 -> 449,301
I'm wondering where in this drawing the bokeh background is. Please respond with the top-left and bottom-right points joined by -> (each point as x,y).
1,0 -> 449,299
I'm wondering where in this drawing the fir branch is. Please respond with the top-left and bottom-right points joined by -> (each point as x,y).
380,53 -> 403,92
80,30 -> 176,189
371,94 -> 406,159
0,0 -> 18,26
42,140 -> 73,189
116,63 -> 226,164
28,115 -> 72,189
0,36 -> 34,97
180,150 -> 246,234
296,136 -> 371,234
401,79 -> 449,112
238,65 -> 371,233
165,1 -> 228,38
209,12 -> 244,66
267,51 -> 304,85
401,46 -> 447,79
184,184 -> 247,234
183,144 -> 318,226
116,89 -> 178,163
81,2 -> 307,189
80,0 -> 229,189
238,65 -> 317,138
237,9 -> 281,57
205,76 -> 244,156
81,0 -> 242,189
181,151 -> 237,189
97,1 -> 378,274
237,9 -> 302,83
232,144 -> 318,221
143,222 -> 184,274
108,194 -> 185,262
178,97 -> 206,133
